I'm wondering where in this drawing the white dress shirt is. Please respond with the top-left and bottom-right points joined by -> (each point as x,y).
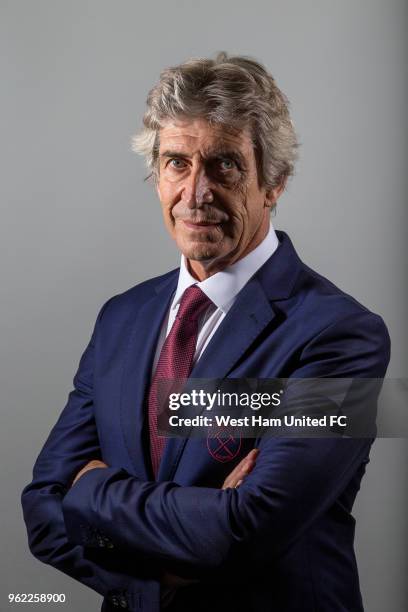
152,223 -> 279,374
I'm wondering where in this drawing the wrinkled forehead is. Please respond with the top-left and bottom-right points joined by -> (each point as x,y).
158,117 -> 254,156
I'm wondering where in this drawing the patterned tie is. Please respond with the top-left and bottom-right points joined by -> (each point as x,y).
148,286 -> 213,477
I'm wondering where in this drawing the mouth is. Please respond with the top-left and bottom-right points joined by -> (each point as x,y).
182,220 -> 222,230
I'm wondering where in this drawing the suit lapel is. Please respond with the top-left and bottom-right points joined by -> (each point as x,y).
190,231 -> 301,382
120,272 -> 178,479
192,277 -> 276,378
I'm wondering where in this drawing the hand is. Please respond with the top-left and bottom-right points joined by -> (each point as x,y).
71,459 -> 108,487
222,448 -> 259,489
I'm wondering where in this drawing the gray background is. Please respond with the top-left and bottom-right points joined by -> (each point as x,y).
1,0 -> 407,610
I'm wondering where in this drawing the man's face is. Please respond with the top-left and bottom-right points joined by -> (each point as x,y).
156,117 -> 283,280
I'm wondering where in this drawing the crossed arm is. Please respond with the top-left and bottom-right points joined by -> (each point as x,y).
70,451 -> 258,590
21,306 -> 390,608
61,437 -> 373,571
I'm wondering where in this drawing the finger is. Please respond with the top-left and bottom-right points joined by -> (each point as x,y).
222,468 -> 244,489
238,449 -> 259,475
222,449 -> 259,489
222,473 -> 238,489
72,459 -> 108,486
238,449 -> 259,472
223,456 -> 249,486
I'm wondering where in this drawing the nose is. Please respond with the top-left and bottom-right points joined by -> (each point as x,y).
181,166 -> 214,208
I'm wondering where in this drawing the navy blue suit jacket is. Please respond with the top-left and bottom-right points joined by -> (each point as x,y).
21,232 -> 390,611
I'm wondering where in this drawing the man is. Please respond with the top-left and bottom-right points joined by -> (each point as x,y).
22,53 -> 390,611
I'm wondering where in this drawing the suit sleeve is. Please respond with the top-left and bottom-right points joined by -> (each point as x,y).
61,311 -> 391,572
21,299 -> 161,612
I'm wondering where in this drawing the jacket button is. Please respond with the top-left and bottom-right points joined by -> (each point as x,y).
103,535 -> 114,548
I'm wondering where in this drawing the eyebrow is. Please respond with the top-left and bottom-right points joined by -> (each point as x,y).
160,150 -> 192,160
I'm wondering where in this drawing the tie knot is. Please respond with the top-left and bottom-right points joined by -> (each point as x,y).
176,286 -> 213,322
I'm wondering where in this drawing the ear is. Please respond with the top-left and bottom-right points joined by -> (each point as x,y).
264,176 -> 287,208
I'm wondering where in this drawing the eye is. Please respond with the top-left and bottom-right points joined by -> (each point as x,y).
168,158 -> 187,169
218,158 -> 236,171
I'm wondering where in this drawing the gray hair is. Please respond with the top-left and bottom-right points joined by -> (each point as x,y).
132,52 -> 298,189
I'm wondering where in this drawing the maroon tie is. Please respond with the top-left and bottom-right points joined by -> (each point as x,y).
148,286 -> 213,477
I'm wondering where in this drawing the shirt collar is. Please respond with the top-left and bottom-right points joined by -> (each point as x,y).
172,223 -> 279,314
